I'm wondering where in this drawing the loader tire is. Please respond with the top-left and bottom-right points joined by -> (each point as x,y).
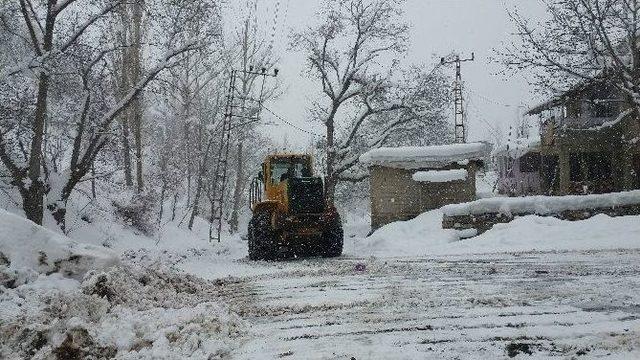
248,211 -> 276,261
321,214 -> 343,258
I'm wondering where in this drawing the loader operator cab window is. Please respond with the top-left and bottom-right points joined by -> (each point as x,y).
270,158 -> 311,184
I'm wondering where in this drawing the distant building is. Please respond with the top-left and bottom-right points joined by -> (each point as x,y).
493,137 -> 542,196
527,80 -> 640,195
360,143 -> 488,229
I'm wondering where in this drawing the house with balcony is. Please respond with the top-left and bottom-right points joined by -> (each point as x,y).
526,80 -> 640,195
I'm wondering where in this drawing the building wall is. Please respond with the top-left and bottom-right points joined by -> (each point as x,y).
369,164 -> 477,229
496,153 -> 542,196
539,115 -> 640,195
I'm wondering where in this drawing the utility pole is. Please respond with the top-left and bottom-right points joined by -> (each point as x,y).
441,53 -> 474,143
207,66 -> 278,243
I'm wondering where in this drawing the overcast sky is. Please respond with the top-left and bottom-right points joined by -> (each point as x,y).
224,0 -> 548,149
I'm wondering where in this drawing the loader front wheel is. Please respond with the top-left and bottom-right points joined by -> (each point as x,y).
248,211 -> 276,261
321,214 -> 343,258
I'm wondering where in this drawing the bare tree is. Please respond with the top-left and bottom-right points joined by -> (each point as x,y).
292,0 -> 448,204
145,0 -> 225,230
0,0 -> 200,228
500,0 -> 640,113
110,0 -> 146,191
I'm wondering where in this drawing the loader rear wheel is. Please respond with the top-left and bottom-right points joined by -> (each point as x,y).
321,214 -> 343,258
248,211 -> 277,261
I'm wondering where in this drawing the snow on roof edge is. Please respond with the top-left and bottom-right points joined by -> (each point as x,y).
412,169 -> 468,183
360,142 -> 488,169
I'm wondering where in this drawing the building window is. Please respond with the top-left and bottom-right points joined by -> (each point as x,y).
569,153 -> 583,182
519,153 -> 541,173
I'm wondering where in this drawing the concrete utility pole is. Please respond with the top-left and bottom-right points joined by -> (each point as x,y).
441,53 -> 474,143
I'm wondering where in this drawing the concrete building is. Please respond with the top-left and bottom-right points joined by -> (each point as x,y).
360,143 -> 488,229
527,80 -> 640,195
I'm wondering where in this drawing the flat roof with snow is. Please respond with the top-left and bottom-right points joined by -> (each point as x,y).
359,142 -> 487,169
412,169 -> 468,183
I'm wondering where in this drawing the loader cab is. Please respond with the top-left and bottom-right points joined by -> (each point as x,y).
268,156 -> 313,184
250,154 -> 313,212
262,155 -> 312,205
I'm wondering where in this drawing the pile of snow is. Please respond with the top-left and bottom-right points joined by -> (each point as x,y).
351,210 -> 460,257
353,209 -> 640,257
0,264 -> 246,358
0,209 -> 117,287
440,214 -> 640,255
412,169 -> 468,183
359,142 -> 487,169
442,190 -> 640,217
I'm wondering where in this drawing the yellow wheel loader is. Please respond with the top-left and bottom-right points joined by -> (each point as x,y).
247,154 -> 343,260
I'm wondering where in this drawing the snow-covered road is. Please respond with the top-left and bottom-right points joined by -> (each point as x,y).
211,250 -> 640,359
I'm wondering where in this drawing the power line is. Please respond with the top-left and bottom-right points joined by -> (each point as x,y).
262,106 -> 324,138
466,97 -> 502,140
466,87 -> 526,108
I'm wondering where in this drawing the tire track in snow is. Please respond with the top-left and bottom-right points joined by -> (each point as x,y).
224,249 -> 640,359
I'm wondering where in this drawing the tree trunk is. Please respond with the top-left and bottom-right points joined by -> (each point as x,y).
91,162 -> 96,198
22,187 -> 45,224
171,191 -> 179,221
133,100 -> 144,192
325,111 -> 336,206
228,142 -> 244,233
131,0 -> 144,192
188,170 -> 204,229
121,111 -> 134,187
188,138 -> 213,229
158,180 -> 166,224
24,71 -> 50,225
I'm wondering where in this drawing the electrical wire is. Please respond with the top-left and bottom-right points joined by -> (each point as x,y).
262,106 -> 325,138
465,97 -> 503,140
466,87 -> 526,108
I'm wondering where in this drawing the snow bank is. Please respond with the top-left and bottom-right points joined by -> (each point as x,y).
442,190 -> 640,217
440,214 -> 640,255
412,169 -> 468,183
350,210 -> 460,257
476,170 -> 499,198
0,209 -> 117,285
359,142 -> 487,169
0,264 -> 247,358
353,209 -> 640,257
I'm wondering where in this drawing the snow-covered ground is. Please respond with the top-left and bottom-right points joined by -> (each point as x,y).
3,183 -> 640,358
217,250 -> 640,359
